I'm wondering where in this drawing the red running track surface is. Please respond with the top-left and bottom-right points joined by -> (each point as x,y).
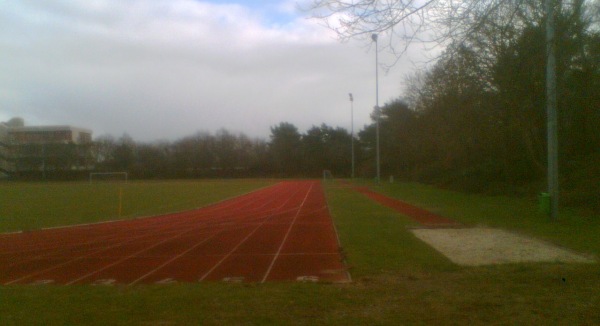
0,181 -> 350,285
353,186 -> 461,228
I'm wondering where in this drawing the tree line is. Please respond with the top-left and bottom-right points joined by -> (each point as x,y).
91,124 -> 353,179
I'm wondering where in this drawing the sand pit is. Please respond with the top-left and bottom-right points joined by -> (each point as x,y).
411,227 -> 595,266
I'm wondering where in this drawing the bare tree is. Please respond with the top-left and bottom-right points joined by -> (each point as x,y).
310,0 -> 553,65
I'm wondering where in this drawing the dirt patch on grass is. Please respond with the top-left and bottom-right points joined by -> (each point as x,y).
412,227 -> 596,266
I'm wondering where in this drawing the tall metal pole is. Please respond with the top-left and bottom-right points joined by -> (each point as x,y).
546,0 -> 559,220
349,93 -> 355,179
372,33 -> 380,184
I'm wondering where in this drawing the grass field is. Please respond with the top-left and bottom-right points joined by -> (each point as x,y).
1,179 -> 599,324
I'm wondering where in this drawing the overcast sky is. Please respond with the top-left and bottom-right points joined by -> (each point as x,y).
1,0 -> 430,141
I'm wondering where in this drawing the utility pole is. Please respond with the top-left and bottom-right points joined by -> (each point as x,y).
349,93 -> 355,179
372,33 -> 380,184
546,0 -> 559,220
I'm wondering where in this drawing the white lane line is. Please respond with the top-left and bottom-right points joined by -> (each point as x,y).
2,183 -> 289,285
8,183 -> 279,235
2,232 -> 135,267
1,184 -> 289,276
30,279 -> 55,285
128,230 -> 223,286
3,232 -> 165,285
197,221 -> 268,282
74,184 -> 303,285
92,278 -> 116,286
40,218 -> 129,231
261,182 -> 314,283
5,228 -> 199,285
4,184 -> 293,285
155,278 -> 177,284
296,276 -> 319,282
65,228 -> 205,285
222,276 -> 245,283
198,185 -> 304,282
0,230 -> 23,235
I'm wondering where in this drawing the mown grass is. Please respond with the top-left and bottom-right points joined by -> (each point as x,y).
325,182 -> 456,278
0,179 -> 273,233
1,179 -> 599,324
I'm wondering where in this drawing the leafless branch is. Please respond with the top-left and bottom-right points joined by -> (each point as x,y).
306,0 -> 556,68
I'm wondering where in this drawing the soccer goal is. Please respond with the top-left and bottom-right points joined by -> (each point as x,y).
322,170 -> 334,181
89,172 -> 128,184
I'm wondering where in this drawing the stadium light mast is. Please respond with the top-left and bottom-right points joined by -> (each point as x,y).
349,93 -> 355,179
545,0 -> 559,220
372,33 -> 380,184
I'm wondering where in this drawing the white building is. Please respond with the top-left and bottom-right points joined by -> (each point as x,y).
0,118 -> 93,177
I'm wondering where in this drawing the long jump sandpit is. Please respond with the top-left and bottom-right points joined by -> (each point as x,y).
0,181 -> 350,285
412,227 -> 595,266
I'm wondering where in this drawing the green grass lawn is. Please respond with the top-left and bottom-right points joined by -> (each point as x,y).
1,179 -> 599,324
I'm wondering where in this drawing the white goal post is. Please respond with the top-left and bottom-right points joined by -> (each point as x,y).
322,170 -> 333,181
89,172 -> 128,184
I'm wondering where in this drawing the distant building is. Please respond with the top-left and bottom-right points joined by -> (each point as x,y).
8,125 -> 92,144
0,118 -> 93,177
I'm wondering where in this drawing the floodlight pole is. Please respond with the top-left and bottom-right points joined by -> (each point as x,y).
546,0 -> 559,220
349,93 -> 355,179
372,33 -> 380,184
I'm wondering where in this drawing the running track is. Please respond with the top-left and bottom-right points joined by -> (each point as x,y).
0,181 -> 350,285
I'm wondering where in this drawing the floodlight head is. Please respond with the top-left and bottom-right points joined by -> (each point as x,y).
371,33 -> 378,42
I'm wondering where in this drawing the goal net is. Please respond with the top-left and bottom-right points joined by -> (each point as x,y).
89,172 -> 128,184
